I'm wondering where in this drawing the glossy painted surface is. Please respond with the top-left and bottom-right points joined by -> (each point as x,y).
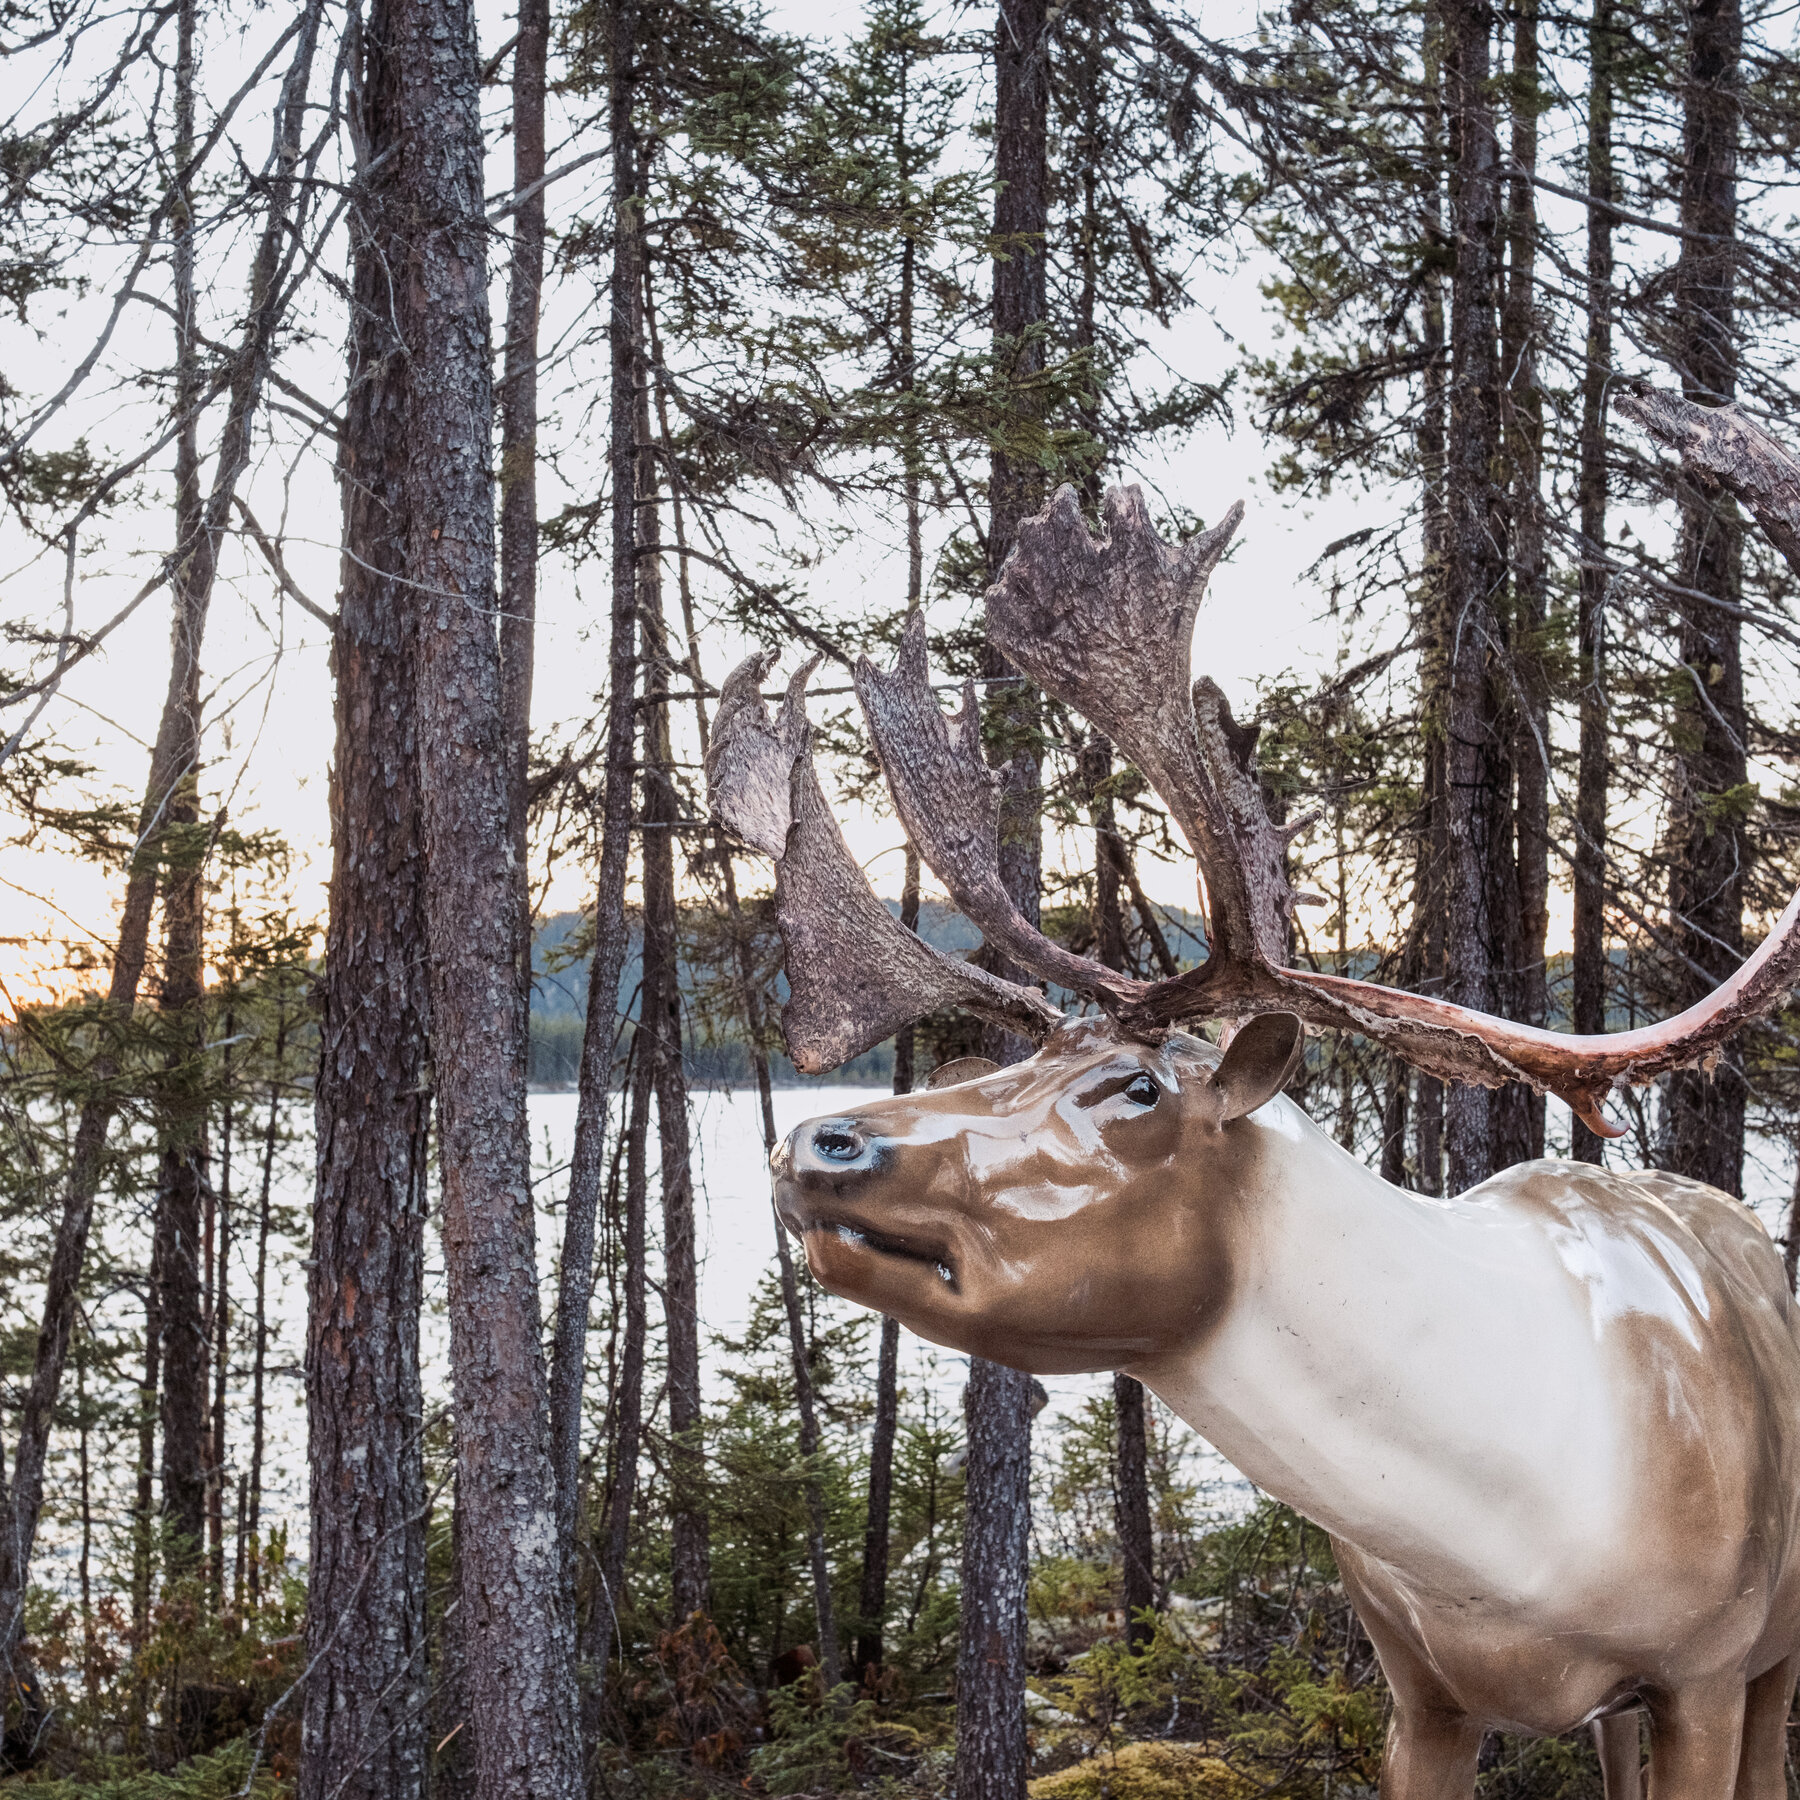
771,1017 -> 1800,1800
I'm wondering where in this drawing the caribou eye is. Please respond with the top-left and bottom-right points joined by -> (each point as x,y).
1123,1073 -> 1161,1107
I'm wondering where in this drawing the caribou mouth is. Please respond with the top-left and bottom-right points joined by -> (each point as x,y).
809,1218 -> 958,1292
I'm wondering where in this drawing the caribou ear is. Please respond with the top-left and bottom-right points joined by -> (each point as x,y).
927,1056 -> 1002,1090
1210,1013 -> 1304,1122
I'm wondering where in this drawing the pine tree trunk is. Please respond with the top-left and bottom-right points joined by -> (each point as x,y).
856,1312 -> 901,1678
248,1017 -> 283,1600
209,1080 -> 232,1602
598,1039 -> 652,1636
300,0 -> 429,1784
1572,0 -> 1615,1163
956,1357 -> 1033,1800
389,0 -> 583,1774
548,0 -> 640,1570
638,470 -> 710,1623
499,0 -> 548,1008
1664,0 -> 1747,1195
1112,1373 -> 1155,1647
1440,0 -> 1507,1194
1499,0 -> 1547,1166
855,854 -> 919,1680
1414,1 -> 1449,1200
154,0 -> 211,1571
960,4 -> 1048,1788
131,1277 -> 161,1661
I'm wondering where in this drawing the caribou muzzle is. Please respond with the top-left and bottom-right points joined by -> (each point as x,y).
772,1116 -> 961,1295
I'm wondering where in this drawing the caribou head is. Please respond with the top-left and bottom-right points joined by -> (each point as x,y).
707,479 -> 1800,1800
772,1012 -> 1303,1373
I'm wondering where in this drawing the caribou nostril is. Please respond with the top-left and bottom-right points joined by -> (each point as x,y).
812,1122 -> 863,1163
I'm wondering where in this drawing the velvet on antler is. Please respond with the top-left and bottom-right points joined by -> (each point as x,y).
707,652 -> 1060,1073
985,485 -> 1299,968
853,613 -> 1142,1014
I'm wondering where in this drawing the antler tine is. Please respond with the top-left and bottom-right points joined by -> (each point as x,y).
986,484 -> 1295,967
853,612 -> 1143,1013
706,652 -> 1061,1074
1138,883 -> 1800,1139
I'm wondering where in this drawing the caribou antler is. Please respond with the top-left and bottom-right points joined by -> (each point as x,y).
987,484 -> 1800,1138
707,652 -> 1060,1072
986,485 -> 1297,967
718,476 -> 1800,1135
1616,387 -> 1800,578
853,613 -> 1143,1014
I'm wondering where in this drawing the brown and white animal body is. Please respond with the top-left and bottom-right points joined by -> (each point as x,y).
705,461 -> 1800,1800
774,1015 -> 1800,1800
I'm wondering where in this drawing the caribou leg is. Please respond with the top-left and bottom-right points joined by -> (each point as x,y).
1378,1702 -> 1484,1800
1644,1678 -> 1748,1800
1731,1657 -> 1798,1800
1595,1711 -> 1643,1800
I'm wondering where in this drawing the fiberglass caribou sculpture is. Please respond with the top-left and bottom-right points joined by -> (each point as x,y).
706,477 -> 1800,1800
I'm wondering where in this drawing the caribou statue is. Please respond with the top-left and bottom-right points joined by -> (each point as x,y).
705,395 -> 1800,1800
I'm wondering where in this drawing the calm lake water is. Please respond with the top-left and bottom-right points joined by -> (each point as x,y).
38,1086 -> 1793,1585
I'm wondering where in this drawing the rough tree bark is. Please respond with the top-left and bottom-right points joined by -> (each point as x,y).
1413,0 -> 1449,1199
597,1041 -> 651,1636
1664,0 -> 1747,1195
388,0 -> 583,1783
1440,0 -> 1507,1194
1112,1375 -> 1155,1647
299,0 -> 429,1787
855,851 -> 918,1681
153,0 -> 211,1566
548,0 -> 640,1575
1498,0 -> 1547,1166
637,447 -> 711,1623
959,3 -> 1048,1795
1572,0 -> 1615,1164
499,0 -> 548,1007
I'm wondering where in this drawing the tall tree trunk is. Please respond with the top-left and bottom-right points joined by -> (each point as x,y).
391,0 -> 583,1777
856,1311 -> 902,1680
153,0 -> 211,1568
300,0 -> 430,1785
1664,0 -> 1747,1195
1112,1374 -> 1154,1647
1572,0 -> 1616,1163
131,1274 -> 161,1662
598,1039 -> 651,1637
1082,736 -> 1153,1644
1440,0 -> 1506,1195
548,0 -> 640,1573
248,1011 -> 285,1601
208,1080 -> 232,1602
1499,0 -> 1546,1165
0,0 -> 322,1679
637,439 -> 710,1623
960,5 -> 1047,1797
499,0 -> 548,1012
1414,0 -> 1449,1200
855,852 -> 918,1681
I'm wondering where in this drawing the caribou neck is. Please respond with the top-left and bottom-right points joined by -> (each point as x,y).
1135,1102 -> 1623,1600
